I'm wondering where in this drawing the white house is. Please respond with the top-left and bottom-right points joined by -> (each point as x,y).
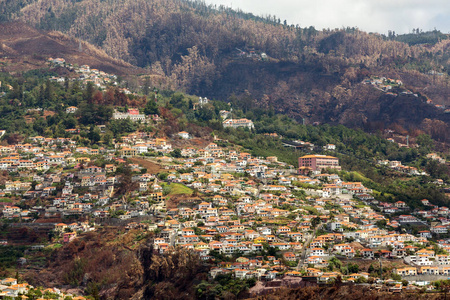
323,144 -> 336,151
66,106 -> 78,114
178,131 -> 190,139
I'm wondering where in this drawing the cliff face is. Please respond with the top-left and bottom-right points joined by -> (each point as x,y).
21,229 -> 206,299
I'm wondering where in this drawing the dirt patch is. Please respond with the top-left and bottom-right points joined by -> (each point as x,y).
340,258 -> 408,272
166,194 -> 202,209
349,242 -> 365,251
128,157 -> 162,174
0,171 -> 11,185
171,137 -> 212,149
43,110 -> 55,117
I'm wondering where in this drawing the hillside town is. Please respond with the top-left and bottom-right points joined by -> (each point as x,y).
0,55 -> 448,298
0,103 -> 449,296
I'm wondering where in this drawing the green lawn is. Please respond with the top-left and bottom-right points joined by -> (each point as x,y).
169,183 -> 193,195
45,243 -> 63,250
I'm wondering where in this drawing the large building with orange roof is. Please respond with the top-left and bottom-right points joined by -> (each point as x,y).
298,155 -> 340,172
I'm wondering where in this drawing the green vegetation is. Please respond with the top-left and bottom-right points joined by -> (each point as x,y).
196,273 -> 256,299
0,246 -> 27,268
0,72 -> 146,147
162,183 -> 194,196
388,29 -> 448,46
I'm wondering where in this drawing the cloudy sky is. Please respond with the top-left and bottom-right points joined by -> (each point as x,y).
203,0 -> 450,34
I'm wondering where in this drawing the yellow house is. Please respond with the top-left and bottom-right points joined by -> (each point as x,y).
221,173 -> 234,181
195,242 -> 210,250
419,266 -> 439,275
416,248 -> 435,258
35,161 -> 50,171
155,138 -> 167,146
441,267 -> 450,275
396,267 -> 417,276
120,147 -> 137,157
54,223 -> 68,232
76,157 -> 91,163
254,237 -> 267,244
149,192 -> 164,202
65,157 -> 76,164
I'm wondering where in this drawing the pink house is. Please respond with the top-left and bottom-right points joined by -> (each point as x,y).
63,232 -> 77,243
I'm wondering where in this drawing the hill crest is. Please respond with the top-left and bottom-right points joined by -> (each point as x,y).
0,21 -> 143,76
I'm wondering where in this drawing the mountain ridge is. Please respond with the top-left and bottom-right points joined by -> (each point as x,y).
0,21 -> 144,76
1,0 -> 449,141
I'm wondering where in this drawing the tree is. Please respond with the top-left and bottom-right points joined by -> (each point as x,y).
170,92 -> 185,109
33,117 -> 47,134
88,126 -> 101,144
416,134 -> 434,152
85,82 -> 95,103
144,98 -> 158,115
391,273 -> 402,281
102,132 -> 114,146
44,79 -> 55,106
348,263 -> 359,273
311,217 -> 321,228
170,148 -> 182,158
116,165 -> 139,196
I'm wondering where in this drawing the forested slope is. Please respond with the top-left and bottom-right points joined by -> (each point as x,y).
1,0 -> 449,139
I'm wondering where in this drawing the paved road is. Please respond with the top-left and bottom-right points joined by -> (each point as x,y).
297,222 -> 323,270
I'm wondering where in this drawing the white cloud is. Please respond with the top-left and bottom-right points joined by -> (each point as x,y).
204,0 -> 450,34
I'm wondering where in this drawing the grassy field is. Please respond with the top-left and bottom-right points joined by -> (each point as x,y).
168,183 -> 193,196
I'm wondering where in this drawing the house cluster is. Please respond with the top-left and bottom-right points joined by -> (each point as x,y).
0,277 -> 85,299
362,76 -> 405,95
0,129 -> 426,284
48,58 -> 118,89
397,246 -> 450,277
426,153 -> 447,164
424,98 -> 448,112
377,159 -> 427,176
116,133 -> 173,156
0,71 -> 449,291
141,144 -> 413,282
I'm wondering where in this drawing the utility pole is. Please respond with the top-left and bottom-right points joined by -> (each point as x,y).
379,257 -> 382,280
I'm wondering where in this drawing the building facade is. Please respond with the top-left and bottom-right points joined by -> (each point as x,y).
298,155 -> 340,172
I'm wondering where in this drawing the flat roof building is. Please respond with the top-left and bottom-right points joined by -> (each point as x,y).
298,155 -> 340,172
